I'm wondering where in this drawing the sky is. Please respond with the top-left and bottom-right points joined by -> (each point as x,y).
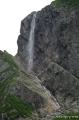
0,0 -> 53,55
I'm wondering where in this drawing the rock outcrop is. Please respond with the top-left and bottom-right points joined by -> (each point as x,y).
17,3 -> 79,113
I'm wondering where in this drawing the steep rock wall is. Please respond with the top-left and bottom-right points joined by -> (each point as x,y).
17,4 -> 79,112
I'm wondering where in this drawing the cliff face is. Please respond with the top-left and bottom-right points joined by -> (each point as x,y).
17,4 -> 79,78
17,4 -> 79,113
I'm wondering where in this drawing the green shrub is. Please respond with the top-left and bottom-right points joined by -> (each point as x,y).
0,95 -> 33,120
0,76 -> 33,120
53,0 -> 79,8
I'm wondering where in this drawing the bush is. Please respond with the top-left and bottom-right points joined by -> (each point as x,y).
53,0 -> 79,8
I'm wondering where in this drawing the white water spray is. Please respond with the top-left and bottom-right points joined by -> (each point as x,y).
27,13 -> 36,72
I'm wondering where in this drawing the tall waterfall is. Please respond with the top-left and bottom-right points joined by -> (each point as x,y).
27,13 -> 36,72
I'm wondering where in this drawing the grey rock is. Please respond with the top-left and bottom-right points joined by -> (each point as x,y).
17,3 -> 79,113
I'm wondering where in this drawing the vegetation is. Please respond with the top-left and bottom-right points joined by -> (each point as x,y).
0,51 -> 33,120
0,94 -> 33,120
3,51 -> 19,70
53,112 -> 79,120
53,0 -> 79,9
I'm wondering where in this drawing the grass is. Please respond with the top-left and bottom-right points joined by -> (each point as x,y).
0,51 -> 34,119
0,94 -> 33,120
6,95 -> 33,118
53,112 -> 79,120
52,0 -> 79,9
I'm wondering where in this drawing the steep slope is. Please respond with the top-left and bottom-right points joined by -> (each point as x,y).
17,2 -> 79,113
0,51 -> 59,120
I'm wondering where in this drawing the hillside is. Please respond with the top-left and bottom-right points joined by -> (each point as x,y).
0,51 -> 60,120
0,0 -> 79,120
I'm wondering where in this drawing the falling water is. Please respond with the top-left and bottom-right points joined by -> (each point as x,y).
27,13 -> 36,72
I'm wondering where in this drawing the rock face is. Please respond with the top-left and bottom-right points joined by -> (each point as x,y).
17,3 -> 79,113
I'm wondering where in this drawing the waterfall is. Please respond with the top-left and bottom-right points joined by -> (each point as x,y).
27,13 -> 36,72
